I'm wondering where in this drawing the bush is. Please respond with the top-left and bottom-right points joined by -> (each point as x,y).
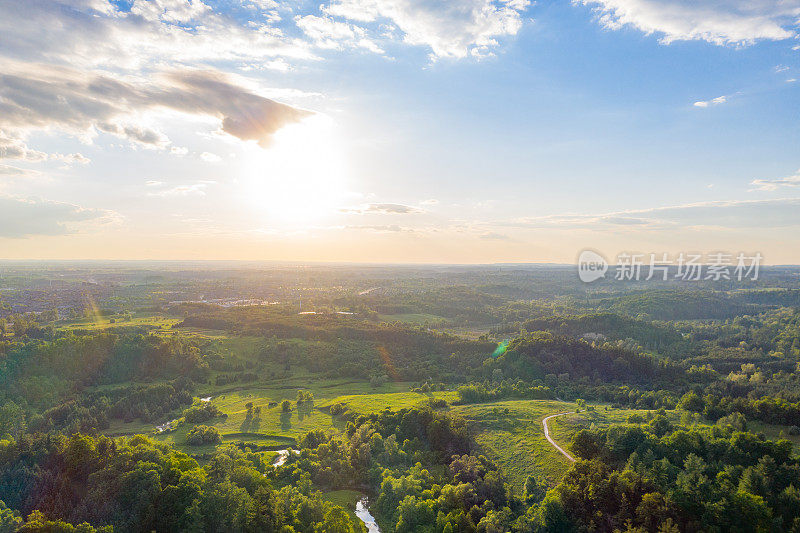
186,425 -> 221,445
183,403 -> 223,424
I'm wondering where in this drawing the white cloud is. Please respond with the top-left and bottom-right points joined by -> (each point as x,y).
147,180 -> 216,197
0,133 -> 48,161
0,195 -> 119,238
296,14 -> 385,53
694,95 -> 727,107
345,224 -> 414,232
509,198 -> 800,230
478,231 -> 510,240
0,0 -> 315,71
0,164 -> 40,177
51,153 -> 91,165
200,152 -> 222,162
750,169 -> 800,191
97,123 -> 171,149
322,0 -> 531,58
578,0 -> 800,46
341,202 -> 424,214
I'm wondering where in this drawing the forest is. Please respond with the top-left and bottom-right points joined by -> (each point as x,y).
1,264 -> 800,532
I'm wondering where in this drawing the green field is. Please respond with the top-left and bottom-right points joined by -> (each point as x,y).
320,391 -> 458,415
59,312 -> 183,331
107,364 -> 454,454
377,313 -> 446,325
451,401 -> 690,495
451,399 -> 578,494
321,490 -> 365,522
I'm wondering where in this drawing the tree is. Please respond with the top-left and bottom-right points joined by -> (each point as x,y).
678,391 -> 704,413
0,501 -> 22,533
320,507 -> 357,533
524,474 -> 548,505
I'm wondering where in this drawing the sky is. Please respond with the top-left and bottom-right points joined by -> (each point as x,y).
0,0 -> 799,264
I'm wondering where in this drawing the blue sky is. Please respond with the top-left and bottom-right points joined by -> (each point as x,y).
0,0 -> 799,262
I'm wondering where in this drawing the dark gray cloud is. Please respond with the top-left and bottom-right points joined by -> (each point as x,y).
0,62 -> 310,149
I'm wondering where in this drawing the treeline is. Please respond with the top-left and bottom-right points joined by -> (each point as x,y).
486,332 -> 684,387
275,407 -> 519,532
536,422 -> 800,531
0,332 -> 209,400
181,308 -> 495,382
519,312 -> 690,357
596,290 -> 757,321
680,389 -> 800,428
0,433 -> 365,532
0,332 -> 215,438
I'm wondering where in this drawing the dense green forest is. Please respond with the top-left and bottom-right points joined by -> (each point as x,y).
2,265 -> 800,531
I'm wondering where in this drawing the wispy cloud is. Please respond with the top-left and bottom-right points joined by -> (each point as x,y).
345,224 -> 412,232
750,169 -> 800,191
0,195 -> 119,238
146,180 -> 217,197
200,152 -> 222,163
341,202 -> 424,214
322,0 -> 531,58
0,164 -> 40,177
295,14 -> 385,54
478,231 -> 510,240
507,198 -> 800,230
579,0 -> 800,46
694,95 -> 727,108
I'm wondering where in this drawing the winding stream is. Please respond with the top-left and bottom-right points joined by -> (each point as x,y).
355,498 -> 380,532
270,451 -> 380,531
272,449 -> 293,466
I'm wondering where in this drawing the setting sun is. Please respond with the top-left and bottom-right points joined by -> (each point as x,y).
241,114 -> 349,225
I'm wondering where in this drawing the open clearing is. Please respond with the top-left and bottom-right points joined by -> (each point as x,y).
451,399 -> 578,493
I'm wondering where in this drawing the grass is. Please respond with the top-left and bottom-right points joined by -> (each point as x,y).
377,313 -> 446,325
546,407 -> 674,446
106,369 -> 441,454
59,312 -> 183,331
451,399 -> 577,494
320,391 -> 459,415
321,490 -> 364,521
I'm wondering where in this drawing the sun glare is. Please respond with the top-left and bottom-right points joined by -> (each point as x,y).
241,114 -> 348,226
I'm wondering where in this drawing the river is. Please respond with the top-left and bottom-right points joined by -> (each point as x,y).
355,498 -> 380,532
272,449 -> 292,466
270,451 -> 379,531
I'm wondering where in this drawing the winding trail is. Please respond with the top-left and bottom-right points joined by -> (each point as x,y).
542,412 -> 576,463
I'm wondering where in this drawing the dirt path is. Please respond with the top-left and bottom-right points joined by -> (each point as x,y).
542,412 -> 576,462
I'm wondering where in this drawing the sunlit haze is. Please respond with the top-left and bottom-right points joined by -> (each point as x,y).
1,1 -> 799,263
